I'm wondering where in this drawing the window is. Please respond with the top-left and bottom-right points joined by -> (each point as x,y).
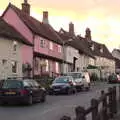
100,48 -> 103,53
56,62 -> 59,73
2,59 -> 7,65
40,39 -> 45,48
49,42 -> 53,50
34,58 -> 39,70
58,45 -> 62,53
13,41 -> 17,51
46,60 -> 49,71
90,44 -> 94,51
11,61 -> 17,73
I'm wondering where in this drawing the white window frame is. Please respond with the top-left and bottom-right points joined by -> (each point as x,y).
58,45 -> 62,53
56,62 -> 59,73
13,41 -> 17,51
11,61 -> 17,73
49,42 -> 53,50
46,60 -> 49,72
40,39 -> 45,48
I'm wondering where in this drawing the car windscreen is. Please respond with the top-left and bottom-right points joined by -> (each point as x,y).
66,73 -> 82,79
2,80 -> 23,89
53,77 -> 69,83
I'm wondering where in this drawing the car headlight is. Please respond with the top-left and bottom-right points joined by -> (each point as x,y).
62,85 -> 67,88
41,87 -> 46,91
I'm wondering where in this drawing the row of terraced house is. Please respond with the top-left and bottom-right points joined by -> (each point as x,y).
0,0 -> 115,80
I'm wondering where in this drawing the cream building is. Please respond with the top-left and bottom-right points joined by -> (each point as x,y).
0,18 -> 32,79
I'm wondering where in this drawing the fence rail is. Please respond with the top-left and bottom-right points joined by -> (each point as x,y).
60,86 -> 119,120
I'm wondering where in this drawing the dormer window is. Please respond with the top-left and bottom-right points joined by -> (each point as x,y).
100,47 -> 103,53
13,41 -> 17,51
90,44 -> 94,51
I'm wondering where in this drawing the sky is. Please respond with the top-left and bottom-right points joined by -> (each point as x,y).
0,0 -> 120,52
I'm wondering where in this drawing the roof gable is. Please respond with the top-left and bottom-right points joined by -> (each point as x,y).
2,3 -> 62,45
0,18 -> 32,46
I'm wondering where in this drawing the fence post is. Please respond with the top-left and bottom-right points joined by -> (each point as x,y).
75,106 -> 86,120
108,87 -> 113,118
101,90 -> 108,120
91,98 -> 98,120
119,86 -> 120,102
113,86 -> 117,114
60,116 -> 71,120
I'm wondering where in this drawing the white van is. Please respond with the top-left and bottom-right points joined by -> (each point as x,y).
66,72 -> 90,91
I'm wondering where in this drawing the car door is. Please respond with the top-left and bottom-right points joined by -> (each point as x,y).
31,80 -> 42,100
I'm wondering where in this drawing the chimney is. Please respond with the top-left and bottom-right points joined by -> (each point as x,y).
85,28 -> 91,41
69,22 -> 74,36
22,0 -> 30,15
42,11 -> 49,24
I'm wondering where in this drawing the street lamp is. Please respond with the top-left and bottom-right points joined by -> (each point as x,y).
62,38 -> 73,74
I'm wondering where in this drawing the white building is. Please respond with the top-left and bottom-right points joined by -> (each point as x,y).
0,18 -> 32,79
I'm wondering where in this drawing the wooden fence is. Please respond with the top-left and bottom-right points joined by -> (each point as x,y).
60,86 -> 119,120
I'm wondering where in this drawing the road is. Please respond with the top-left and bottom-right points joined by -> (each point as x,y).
0,82 -> 118,120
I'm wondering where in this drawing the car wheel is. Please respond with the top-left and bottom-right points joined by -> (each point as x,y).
67,88 -> 72,95
41,93 -> 46,102
73,88 -> 77,94
27,95 -> 33,105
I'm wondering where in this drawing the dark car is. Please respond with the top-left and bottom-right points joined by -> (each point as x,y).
108,74 -> 120,83
0,78 -> 46,105
49,76 -> 76,95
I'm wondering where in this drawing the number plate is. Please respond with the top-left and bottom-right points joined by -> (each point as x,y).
54,89 -> 60,91
5,92 -> 16,95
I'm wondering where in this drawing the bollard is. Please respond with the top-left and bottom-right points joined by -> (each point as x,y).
101,90 -> 108,120
108,87 -> 113,118
113,86 -> 117,114
91,98 -> 98,120
75,106 -> 86,120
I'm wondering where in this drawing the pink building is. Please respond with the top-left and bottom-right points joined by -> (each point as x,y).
2,1 -> 63,78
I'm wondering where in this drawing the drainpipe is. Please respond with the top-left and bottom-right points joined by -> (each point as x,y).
32,35 -> 35,79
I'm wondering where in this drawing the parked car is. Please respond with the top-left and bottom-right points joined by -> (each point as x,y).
48,76 -> 77,95
0,78 -> 46,105
65,72 -> 90,91
108,74 -> 120,83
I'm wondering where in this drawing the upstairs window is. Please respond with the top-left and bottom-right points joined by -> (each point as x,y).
100,47 -> 103,53
11,61 -> 17,73
40,39 -> 45,48
90,44 -> 94,51
49,42 -> 53,50
56,62 -> 59,73
58,45 -> 62,53
13,41 -> 17,51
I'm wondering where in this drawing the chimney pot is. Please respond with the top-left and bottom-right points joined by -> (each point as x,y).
69,22 -> 74,36
42,11 -> 49,24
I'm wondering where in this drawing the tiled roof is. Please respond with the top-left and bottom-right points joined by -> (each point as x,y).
0,18 -> 32,46
3,3 -> 62,45
88,41 -> 114,59
57,30 -> 95,59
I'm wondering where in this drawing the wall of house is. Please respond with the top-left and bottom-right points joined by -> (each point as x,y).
94,56 -> 115,79
76,54 -> 90,71
21,44 -> 33,73
0,37 -> 23,79
3,8 -> 33,43
112,50 -> 120,60
34,57 -> 61,77
34,35 -> 63,59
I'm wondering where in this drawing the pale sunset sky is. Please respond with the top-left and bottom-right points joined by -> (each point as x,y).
0,0 -> 120,52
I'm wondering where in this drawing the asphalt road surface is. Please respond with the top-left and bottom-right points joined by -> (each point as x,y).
0,82 -> 118,120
